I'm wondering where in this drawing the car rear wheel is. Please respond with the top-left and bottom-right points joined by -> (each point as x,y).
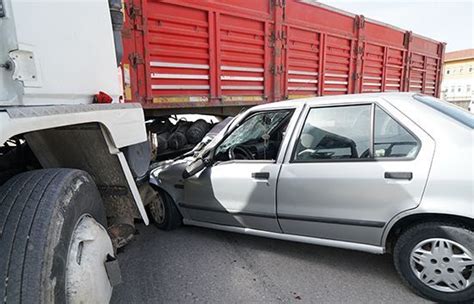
394,222 -> 474,303
148,188 -> 182,230
0,169 -> 116,304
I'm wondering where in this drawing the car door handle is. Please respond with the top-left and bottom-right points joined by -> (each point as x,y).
252,172 -> 270,180
384,172 -> 413,180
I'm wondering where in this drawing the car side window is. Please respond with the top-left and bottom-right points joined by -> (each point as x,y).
374,106 -> 419,158
294,105 -> 371,161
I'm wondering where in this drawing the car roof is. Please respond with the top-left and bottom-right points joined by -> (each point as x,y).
251,92 -> 416,110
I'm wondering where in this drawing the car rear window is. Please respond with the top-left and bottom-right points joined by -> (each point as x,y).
413,94 -> 474,128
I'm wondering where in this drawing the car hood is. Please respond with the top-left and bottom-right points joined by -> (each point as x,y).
151,157 -> 191,182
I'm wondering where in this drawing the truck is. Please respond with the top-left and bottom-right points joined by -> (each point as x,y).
0,0 -> 444,303
0,1 -> 149,303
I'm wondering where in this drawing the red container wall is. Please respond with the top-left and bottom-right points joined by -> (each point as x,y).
121,0 -> 444,111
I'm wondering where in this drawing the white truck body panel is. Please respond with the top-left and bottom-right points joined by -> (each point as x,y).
0,0 -> 121,105
0,104 -> 147,147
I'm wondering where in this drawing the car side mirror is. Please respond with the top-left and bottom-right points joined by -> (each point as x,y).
182,157 -> 210,179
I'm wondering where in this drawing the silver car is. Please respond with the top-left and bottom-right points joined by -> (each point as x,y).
149,93 -> 474,303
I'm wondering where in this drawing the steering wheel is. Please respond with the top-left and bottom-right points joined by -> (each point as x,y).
228,145 -> 255,160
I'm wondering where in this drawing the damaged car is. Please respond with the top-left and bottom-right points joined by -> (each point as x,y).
148,93 -> 474,303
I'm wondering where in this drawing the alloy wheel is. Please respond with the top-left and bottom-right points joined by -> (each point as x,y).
410,238 -> 473,293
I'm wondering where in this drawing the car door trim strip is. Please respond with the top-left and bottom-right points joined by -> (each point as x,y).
178,203 -> 276,219
179,203 -> 386,227
278,214 -> 386,228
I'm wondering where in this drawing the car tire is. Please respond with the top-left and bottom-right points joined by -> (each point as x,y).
393,221 -> 474,303
0,169 -> 116,304
148,188 -> 182,230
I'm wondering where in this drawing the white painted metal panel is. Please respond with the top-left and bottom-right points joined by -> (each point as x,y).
1,0 -> 121,106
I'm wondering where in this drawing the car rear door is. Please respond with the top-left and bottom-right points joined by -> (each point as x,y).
276,97 -> 435,246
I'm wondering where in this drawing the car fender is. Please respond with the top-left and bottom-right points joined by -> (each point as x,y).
381,197 -> 473,249
149,159 -> 189,206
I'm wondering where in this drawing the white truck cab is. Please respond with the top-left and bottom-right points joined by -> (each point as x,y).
1,1 -> 149,303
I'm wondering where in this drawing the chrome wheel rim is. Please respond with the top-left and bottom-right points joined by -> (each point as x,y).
66,215 -> 114,303
410,238 -> 474,293
149,192 -> 166,224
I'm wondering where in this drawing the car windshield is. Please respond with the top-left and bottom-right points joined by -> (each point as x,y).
413,95 -> 474,128
215,111 -> 290,155
196,114 -> 241,157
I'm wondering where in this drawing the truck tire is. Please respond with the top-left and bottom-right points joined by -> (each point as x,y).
393,222 -> 474,303
148,188 -> 182,231
167,120 -> 192,150
186,119 -> 211,144
0,169 -> 116,304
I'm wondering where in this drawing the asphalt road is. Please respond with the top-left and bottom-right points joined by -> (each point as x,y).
111,224 -> 431,304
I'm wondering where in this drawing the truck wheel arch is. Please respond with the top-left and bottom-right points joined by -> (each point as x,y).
1,117 -> 150,247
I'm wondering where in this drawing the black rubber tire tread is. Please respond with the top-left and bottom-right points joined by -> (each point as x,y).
149,188 -> 182,231
0,170 -> 49,304
0,169 -> 106,304
393,221 -> 474,303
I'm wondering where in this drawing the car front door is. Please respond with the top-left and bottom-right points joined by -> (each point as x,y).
182,106 -> 301,232
276,98 -> 435,246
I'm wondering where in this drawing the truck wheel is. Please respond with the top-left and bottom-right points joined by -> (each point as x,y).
0,169 -> 116,304
393,222 -> 474,303
148,188 -> 182,230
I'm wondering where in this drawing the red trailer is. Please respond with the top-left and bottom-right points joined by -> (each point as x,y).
121,0 -> 445,115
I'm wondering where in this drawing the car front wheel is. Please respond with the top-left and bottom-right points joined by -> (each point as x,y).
394,222 -> 474,303
148,188 -> 182,231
